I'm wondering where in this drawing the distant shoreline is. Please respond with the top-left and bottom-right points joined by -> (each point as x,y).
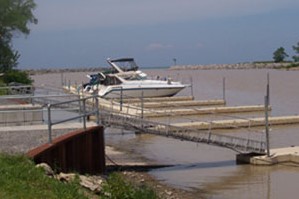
170,62 -> 299,70
24,62 -> 299,75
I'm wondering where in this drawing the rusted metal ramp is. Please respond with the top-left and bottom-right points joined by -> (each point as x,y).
99,111 -> 266,154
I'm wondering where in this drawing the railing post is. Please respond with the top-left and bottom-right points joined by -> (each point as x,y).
47,104 -> 52,143
78,89 -> 82,122
95,96 -> 100,125
82,98 -> 87,130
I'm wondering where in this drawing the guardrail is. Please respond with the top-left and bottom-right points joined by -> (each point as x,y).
47,95 -> 100,143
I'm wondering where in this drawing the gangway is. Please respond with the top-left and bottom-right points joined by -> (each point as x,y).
99,110 -> 266,154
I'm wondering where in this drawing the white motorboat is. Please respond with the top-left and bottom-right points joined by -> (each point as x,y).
83,58 -> 187,98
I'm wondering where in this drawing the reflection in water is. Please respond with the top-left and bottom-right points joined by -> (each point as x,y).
33,69 -> 299,199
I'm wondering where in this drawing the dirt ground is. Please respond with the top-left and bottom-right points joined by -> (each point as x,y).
105,145 -> 203,199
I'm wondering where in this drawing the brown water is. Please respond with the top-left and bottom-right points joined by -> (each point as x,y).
33,69 -> 299,199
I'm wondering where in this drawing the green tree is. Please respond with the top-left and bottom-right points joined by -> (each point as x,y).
0,0 -> 37,84
292,42 -> 299,62
273,47 -> 289,63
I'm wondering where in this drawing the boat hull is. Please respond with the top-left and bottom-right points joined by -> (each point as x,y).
99,86 -> 185,99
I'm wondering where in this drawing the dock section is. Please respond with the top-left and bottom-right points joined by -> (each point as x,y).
130,99 -> 226,108
143,105 -> 270,117
171,115 -> 299,130
237,146 -> 299,165
64,85 -> 299,131
120,96 -> 194,103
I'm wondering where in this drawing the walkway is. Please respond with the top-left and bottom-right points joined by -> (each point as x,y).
99,110 -> 266,154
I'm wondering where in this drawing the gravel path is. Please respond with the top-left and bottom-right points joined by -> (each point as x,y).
0,128 -> 78,154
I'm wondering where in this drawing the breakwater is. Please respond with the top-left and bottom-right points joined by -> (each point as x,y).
170,62 -> 293,70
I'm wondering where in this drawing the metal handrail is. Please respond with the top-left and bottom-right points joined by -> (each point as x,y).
47,95 -> 99,143
99,109 -> 266,154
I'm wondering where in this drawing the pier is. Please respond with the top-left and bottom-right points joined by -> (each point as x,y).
59,83 -> 299,156
2,83 -> 299,164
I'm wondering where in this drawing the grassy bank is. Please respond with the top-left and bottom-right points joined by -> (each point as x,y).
0,154 -> 159,199
0,154 -> 87,198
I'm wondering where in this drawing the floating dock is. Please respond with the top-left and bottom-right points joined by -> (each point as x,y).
237,146 -> 299,165
130,99 -> 225,108
143,105 -> 270,117
120,96 -> 194,103
64,85 -> 299,131
171,115 -> 299,130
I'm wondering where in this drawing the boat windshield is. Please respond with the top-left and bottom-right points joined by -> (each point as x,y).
108,58 -> 139,72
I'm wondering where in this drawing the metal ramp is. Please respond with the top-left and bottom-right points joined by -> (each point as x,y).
100,111 -> 266,154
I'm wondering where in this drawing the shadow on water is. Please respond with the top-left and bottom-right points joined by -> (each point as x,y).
153,160 -> 236,172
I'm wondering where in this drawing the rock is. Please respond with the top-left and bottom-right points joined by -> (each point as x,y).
36,163 -> 54,176
54,172 -> 105,193
56,172 -> 76,182
79,175 -> 103,193
165,190 -> 173,196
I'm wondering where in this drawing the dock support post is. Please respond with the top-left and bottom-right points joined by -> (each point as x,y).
265,95 -> 270,157
223,77 -> 226,103
61,72 -> 64,86
190,76 -> 194,99
265,73 -> 270,157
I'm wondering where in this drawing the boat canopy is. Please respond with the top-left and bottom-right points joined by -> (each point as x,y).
107,58 -> 139,72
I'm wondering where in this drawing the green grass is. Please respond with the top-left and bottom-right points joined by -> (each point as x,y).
0,154 -> 159,199
101,173 -> 159,199
0,154 -> 87,199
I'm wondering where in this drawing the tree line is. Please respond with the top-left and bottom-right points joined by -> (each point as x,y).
0,0 -> 37,85
273,42 -> 299,63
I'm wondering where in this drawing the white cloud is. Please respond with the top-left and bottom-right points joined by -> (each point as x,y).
33,0 -> 299,31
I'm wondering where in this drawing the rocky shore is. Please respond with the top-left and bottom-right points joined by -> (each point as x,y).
170,62 -> 296,70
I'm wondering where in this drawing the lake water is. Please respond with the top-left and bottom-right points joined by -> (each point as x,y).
33,69 -> 299,199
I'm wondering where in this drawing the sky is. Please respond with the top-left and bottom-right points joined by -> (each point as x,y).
13,0 -> 299,69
